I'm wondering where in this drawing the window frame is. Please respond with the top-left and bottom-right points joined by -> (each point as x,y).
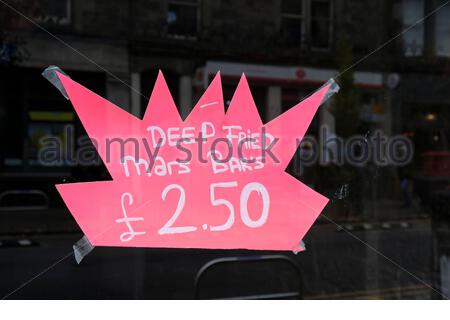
309,0 -> 334,51
400,0 -> 425,57
280,0 -> 307,47
166,0 -> 201,40
280,0 -> 334,51
34,0 -> 72,26
434,0 -> 450,57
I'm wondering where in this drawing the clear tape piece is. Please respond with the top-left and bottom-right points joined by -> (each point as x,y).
320,78 -> 340,105
300,240 -> 306,250
41,65 -> 70,99
73,235 -> 95,264
292,240 -> 306,255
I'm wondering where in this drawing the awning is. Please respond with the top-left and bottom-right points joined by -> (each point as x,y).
196,60 -> 383,89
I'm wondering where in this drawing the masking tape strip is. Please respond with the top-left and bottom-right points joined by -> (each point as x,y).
41,65 -> 70,100
320,78 -> 340,105
292,240 -> 306,255
73,235 -> 95,264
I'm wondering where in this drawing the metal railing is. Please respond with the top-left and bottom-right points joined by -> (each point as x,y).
194,254 -> 303,299
0,189 -> 49,211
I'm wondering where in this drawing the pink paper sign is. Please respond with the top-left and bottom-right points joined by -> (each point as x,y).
55,71 -> 337,252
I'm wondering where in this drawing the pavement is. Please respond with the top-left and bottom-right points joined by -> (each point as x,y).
1,211 -> 448,299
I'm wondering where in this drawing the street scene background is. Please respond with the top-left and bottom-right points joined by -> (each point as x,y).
1,0 -> 450,299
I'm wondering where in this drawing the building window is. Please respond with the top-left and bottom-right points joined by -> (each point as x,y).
310,0 -> 332,48
167,0 -> 199,39
280,0 -> 333,49
401,0 -> 424,57
281,0 -> 305,46
34,0 -> 71,26
435,0 -> 450,57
